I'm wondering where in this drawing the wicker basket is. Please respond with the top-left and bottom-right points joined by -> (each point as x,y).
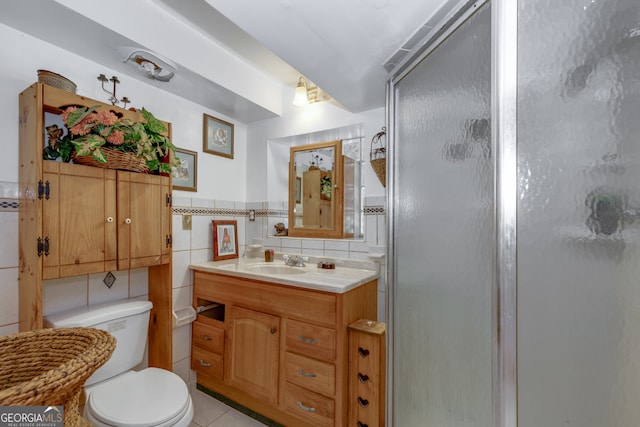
0,327 -> 115,427
73,148 -> 150,173
37,70 -> 77,94
370,127 -> 387,188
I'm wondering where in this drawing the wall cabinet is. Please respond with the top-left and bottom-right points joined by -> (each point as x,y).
192,270 -> 377,427
18,82 -> 173,369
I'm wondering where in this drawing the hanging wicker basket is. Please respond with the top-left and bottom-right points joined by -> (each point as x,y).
370,126 -> 387,187
73,148 -> 150,173
0,327 -> 115,427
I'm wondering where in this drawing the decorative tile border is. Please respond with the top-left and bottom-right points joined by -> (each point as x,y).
171,206 -> 385,217
0,199 -> 19,212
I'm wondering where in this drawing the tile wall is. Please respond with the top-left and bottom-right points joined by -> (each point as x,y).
0,184 -> 386,388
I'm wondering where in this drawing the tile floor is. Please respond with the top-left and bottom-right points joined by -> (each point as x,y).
189,386 -> 267,427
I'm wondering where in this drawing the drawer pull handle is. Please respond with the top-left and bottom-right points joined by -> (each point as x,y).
357,422 -> 369,427
358,347 -> 370,358
358,397 -> 370,408
297,401 -> 317,412
299,335 -> 318,345
357,372 -> 370,383
200,334 -> 212,341
298,368 -> 317,378
199,360 -> 212,367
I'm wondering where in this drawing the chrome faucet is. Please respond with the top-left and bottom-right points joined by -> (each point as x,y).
283,254 -> 307,267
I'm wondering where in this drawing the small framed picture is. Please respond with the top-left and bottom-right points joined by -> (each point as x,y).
171,148 -> 197,192
295,177 -> 302,204
212,220 -> 238,261
203,113 -> 234,159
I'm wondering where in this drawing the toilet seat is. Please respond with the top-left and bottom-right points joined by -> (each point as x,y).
86,368 -> 192,427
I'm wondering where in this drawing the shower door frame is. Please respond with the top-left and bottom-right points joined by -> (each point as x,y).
385,0 -> 518,426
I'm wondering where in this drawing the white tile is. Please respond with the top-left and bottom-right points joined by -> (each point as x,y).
43,275 -> 87,316
192,198 -> 215,208
173,285 -> 192,310
377,214 -> 387,246
324,249 -> 349,259
192,216 -> 214,250
301,239 -> 324,250
88,270 -> 129,305
365,195 -> 386,206
172,195 -> 192,208
173,250 -> 192,289
172,214 -> 191,251
0,268 -> 18,325
129,268 -> 149,298
209,408 -> 264,427
172,323 -> 191,362
263,237 -> 282,250
191,389 -> 230,427
281,238 -> 301,250
325,240 -> 349,251
191,249 -> 212,264
0,212 -> 18,268
348,251 -> 369,260
365,215 -> 378,246
236,217 -> 246,249
349,240 -> 370,253
302,248 -> 324,257
0,323 -> 18,336
214,200 -> 235,209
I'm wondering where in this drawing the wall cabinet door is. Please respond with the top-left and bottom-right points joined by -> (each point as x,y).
42,162 -> 117,279
228,306 -> 280,405
117,172 -> 171,270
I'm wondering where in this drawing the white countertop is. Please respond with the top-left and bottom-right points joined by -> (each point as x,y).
189,257 -> 379,294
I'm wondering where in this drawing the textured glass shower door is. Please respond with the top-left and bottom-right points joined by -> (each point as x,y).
517,0 -> 640,425
390,3 -> 493,426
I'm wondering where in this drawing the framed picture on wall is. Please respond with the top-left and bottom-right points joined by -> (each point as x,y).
212,220 -> 238,261
171,148 -> 197,192
203,113 -> 234,159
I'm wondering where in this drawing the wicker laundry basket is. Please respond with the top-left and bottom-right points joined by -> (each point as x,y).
0,327 -> 116,427
37,70 -> 77,94
72,148 -> 150,173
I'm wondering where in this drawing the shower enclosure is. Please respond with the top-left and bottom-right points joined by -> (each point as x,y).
387,0 -> 640,426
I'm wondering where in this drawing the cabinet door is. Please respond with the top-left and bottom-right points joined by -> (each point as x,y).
228,306 -> 280,405
42,162 -> 117,279
117,172 -> 170,269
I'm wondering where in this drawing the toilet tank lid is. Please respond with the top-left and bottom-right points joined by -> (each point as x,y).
44,300 -> 153,328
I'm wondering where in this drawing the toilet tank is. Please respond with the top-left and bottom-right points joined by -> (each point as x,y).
44,299 -> 153,387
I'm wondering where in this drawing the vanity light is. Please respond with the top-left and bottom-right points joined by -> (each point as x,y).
292,76 -> 328,106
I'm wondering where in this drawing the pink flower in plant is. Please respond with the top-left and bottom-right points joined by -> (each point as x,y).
62,106 -> 77,124
96,110 -> 118,126
106,129 -> 125,145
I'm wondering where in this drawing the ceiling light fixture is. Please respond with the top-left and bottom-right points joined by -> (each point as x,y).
293,76 -> 327,107
122,48 -> 177,82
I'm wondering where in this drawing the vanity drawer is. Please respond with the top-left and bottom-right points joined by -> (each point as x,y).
191,347 -> 223,380
192,321 -> 225,355
282,382 -> 335,427
284,351 -> 336,398
286,319 -> 336,361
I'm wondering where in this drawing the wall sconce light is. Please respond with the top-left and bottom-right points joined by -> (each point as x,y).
122,47 -> 177,82
293,76 -> 327,106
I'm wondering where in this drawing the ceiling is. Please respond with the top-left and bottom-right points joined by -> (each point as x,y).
0,0 -> 453,122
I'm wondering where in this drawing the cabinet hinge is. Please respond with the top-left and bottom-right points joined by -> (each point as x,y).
37,236 -> 49,257
166,234 -> 172,248
165,194 -> 172,207
37,180 -> 50,200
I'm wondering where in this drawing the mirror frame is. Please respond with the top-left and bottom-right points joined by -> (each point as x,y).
288,140 -> 346,238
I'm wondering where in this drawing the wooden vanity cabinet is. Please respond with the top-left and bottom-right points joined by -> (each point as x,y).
192,271 -> 377,427
19,82 -> 173,369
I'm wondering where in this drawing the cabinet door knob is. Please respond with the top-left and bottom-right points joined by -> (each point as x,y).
296,401 -> 317,413
357,422 -> 369,427
270,327 -> 277,334
125,218 -> 132,224
200,334 -> 212,341
106,217 -> 114,223
358,347 -> 370,357
199,359 -> 212,367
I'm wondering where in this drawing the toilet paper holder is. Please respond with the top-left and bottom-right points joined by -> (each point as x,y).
172,306 -> 197,328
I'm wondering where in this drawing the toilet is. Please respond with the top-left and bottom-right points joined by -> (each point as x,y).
45,300 -> 194,427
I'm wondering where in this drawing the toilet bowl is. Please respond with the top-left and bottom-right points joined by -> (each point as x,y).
45,300 -> 194,427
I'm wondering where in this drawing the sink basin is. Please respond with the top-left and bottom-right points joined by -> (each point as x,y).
245,264 -> 307,275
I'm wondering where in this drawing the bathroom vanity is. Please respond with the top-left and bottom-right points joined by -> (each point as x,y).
189,259 -> 378,427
